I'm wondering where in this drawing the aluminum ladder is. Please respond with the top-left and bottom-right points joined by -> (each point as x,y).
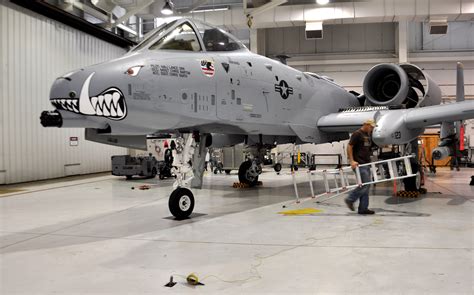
291,155 -> 417,205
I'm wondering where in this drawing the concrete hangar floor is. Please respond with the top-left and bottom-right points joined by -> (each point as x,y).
0,168 -> 472,294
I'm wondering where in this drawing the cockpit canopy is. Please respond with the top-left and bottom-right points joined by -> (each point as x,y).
131,19 -> 246,53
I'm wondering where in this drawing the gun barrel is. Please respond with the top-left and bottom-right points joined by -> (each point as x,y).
40,110 -> 63,127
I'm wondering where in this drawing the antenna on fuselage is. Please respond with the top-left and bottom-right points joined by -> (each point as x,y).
275,54 -> 291,65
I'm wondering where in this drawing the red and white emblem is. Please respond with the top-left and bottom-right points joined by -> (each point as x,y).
200,59 -> 215,77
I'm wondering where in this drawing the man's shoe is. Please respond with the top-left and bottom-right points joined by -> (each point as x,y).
344,199 -> 355,211
358,209 -> 375,215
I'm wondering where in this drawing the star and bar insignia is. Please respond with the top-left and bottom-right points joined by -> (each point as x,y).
274,80 -> 293,99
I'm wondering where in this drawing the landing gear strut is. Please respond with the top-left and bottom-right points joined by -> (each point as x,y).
403,158 -> 422,191
403,140 -> 423,192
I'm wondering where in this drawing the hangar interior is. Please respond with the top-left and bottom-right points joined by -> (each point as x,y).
0,0 -> 473,293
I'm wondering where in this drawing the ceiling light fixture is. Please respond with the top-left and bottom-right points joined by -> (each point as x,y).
316,0 -> 330,5
161,0 -> 174,15
192,7 -> 229,13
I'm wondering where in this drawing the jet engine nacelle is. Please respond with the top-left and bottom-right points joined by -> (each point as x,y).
371,109 -> 425,146
432,146 -> 451,161
363,63 -> 442,108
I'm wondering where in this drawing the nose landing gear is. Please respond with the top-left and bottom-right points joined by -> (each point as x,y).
167,133 -> 210,220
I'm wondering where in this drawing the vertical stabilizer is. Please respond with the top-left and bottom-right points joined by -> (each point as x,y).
432,62 -> 467,160
456,62 -> 465,102
456,62 -> 465,151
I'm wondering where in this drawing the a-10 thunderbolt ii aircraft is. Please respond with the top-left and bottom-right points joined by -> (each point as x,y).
41,18 -> 474,219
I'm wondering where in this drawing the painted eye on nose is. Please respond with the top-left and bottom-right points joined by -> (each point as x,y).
126,66 -> 143,77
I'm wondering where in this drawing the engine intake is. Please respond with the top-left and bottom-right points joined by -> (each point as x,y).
363,63 -> 441,108
432,146 -> 451,161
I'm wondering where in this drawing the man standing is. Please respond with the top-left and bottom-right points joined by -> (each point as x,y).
345,119 -> 376,215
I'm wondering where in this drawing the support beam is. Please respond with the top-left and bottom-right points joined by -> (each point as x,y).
107,0 -> 154,29
398,19 -> 408,63
288,58 -> 398,67
72,1 -> 108,22
180,0 -> 208,13
10,0 -> 135,48
73,1 -> 138,36
250,29 -> 266,55
182,1 -> 474,30
245,0 -> 287,17
287,55 -> 474,67
250,29 -> 258,54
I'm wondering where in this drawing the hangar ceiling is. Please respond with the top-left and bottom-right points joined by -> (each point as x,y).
14,0 -> 474,43
190,0 -> 474,30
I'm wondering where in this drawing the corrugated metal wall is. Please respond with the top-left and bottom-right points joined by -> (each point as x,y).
0,1 -> 128,184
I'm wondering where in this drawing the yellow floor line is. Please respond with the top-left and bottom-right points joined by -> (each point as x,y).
278,208 -> 323,215
0,189 -> 25,196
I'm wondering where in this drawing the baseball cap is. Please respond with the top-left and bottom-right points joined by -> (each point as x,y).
364,119 -> 376,127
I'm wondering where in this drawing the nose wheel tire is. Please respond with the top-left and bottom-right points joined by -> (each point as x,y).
169,187 -> 195,220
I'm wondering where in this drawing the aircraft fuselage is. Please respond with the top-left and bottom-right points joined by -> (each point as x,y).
48,35 -> 357,144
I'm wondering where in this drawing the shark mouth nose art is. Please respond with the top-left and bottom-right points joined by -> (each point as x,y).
50,73 -> 127,120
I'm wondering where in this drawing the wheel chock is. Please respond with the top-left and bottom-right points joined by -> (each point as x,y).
396,190 -> 420,198
233,181 -> 263,188
138,185 -> 150,190
233,182 -> 249,188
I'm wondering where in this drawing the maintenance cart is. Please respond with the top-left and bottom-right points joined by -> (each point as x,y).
111,154 -> 163,179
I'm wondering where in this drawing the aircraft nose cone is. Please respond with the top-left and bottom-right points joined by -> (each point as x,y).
49,70 -> 127,120
49,77 -> 81,113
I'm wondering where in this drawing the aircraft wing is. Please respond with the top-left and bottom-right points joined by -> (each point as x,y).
317,100 -> 474,145
318,61 -> 474,145
404,100 -> 474,128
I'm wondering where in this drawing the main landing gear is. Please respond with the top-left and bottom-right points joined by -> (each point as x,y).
402,140 -> 423,192
238,160 -> 262,187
